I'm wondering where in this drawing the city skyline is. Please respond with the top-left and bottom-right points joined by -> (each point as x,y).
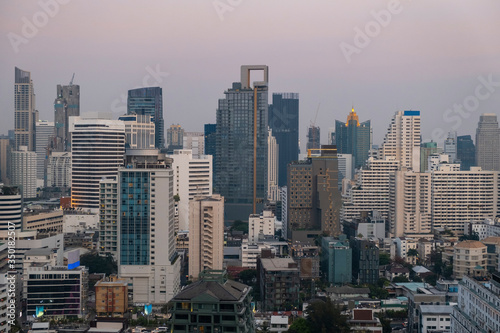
1,1 -> 499,150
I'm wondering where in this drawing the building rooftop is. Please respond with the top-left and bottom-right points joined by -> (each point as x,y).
455,240 -> 486,249
260,257 -> 298,271
326,286 -> 370,295
483,237 -> 500,245
173,279 -> 250,302
419,304 -> 454,314
24,248 -> 56,257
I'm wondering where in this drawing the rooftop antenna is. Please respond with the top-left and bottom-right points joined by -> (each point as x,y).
69,73 -> 75,87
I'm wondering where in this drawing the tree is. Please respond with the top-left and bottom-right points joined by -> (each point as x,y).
459,232 -> 479,241
80,252 -> 117,275
231,220 -> 248,233
239,269 -> 257,285
173,194 -> 180,202
305,299 -> 350,333
379,252 -> 391,266
392,275 -> 409,283
424,274 -> 437,286
288,318 -> 311,333
407,249 -> 418,257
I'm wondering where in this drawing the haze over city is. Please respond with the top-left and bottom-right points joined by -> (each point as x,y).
1,0 -> 499,149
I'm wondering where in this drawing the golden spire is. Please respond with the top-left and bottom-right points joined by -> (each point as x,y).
346,107 -> 360,127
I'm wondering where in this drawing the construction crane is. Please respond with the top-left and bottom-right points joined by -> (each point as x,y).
69,73 -> 75,87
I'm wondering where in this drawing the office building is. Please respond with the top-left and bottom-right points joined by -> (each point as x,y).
52,83 -> 80,152
14,67 -> 37,151
328,127 -> 336,145
95,275 -> 128,317
118,114 -> 155,149
258,257 -> 300,311
171,149 -> 212,231
204,124 -> 217,186
321,236 -> 352,285
127,87 -> 164,148
249,210 -> 275,244
10,146 -> 37,198
215,65 -> 269,220
0,136 -> 10,184
22,209 -> 63,234
69,115 -> 125,211
183,132 -> 204,158
167,124 -> 184,152
335,108 -> 371,169
268,93 -> 299,187
268,129 -> 279,201
379,110 -> 421,171
337,153 -> 353,189
46,152 -> 71,188
420,141 -> 438,172
342,211 -> 386,240
444,131 -> 458,163
99,177 -> 118,258
35,120 -> 54,183
453,240 -> 487,279
188,195 -> 224,280
287,146 -> 341,243
0,185 -> 22,234
475,113 -> 500,171
457,135 -> 475,171
306,125 -> 320,151
351,238 -> 379,285
118,149 -> 180,304
168,270 -> 255,333
451,273 -> 500,333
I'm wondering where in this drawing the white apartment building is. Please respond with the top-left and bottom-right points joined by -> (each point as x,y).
171,149 -> 212,231
418,305 -> 453,333
35,120 -> 54,184
188,195 -> 224,280
249,210 -> 275,243
0,273 -> 11,332
379,110 -> 421,171
183,132 -> 204,158
451,274 -> 500,333
99,177 -> 118,258
464,218 -> 500,239
70,115 -> 125,211
46,152 -> 71,188
337,154 -> 353,189
118,114 -> 155,149
240,240 -> 276,269
10,145 -> 37,198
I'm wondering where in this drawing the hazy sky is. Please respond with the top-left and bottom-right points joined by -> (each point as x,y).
1,0 -> 499,150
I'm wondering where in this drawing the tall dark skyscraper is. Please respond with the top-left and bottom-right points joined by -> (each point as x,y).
457,135 -> 476,171
127,87 -> 164,149
335,108 -> 371,169
268,93 -> 299,187
14,67 -> 37,151
215,65 -> 268,220
306,125 -> 320,151
475,113 -> 500,171
204,123 -> 216,187
53,84 -> 80,151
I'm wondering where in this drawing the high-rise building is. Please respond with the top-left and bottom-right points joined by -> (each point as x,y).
321,236 -> 352,285
35,120 -> 54,183
337,154 -> 353,189
379,110 -> 421,171
188,195 -> 224,280
166,124 -> 184,153
328,127 -> 336,145
204,124 -> 216,187
183,132 -> 204,158
69,115 -> 125,211
127,87 -> 164,148
457,135 -> 475,171
0,185 -> 22,234
170,150 -> 212,232
287,145 -> 341,243
267,129 -> 279,201
306,125 -> 320,151
52,84 -> 80,152
118,149 -> 180,304
335,108 -> 371,169
46,152 -> 71,188
0,137 -> 11,184
268,93 -> 299,187
475,113 -> 500,171
118,114 -> 155,149
444,131 -> 458,163
10,146 -> 37,199
215,65 -> 269,220
14,67 -> 37,151
99,177 -> 118,259
420,141 -> 438,172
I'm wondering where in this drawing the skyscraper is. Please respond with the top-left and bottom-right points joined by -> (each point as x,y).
379,110 -> 421,171
457,135 -> 475,171
215,65 -> 269,220
268,93 -> 299,187
118,114 -> 155,149
335,108 -> 371,169
420,141 -> 438,172
14,67 -> 36,151
204,123 -> 217,187
10,146 -> 37,199
69,115 -> 125,211
53,83 -> 80,152
166,124 -> 184,152
35,120 -> 54,183
444,131 -> 457,163
127,87 -> 164,148
306,125 -> 320,151
475,113 -> 500,171
0,136 -> 10,184
267,129 -> 279,201
0,185 -> 22,233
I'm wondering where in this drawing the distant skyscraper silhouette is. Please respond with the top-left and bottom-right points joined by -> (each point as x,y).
127,87 -> 164,148
457,135 -> 475,171
335,108 -> 371,169
444,131 -> 457,163
306,125 -> 320,151
475,113 -> 500,171
166,124 -> 184,152
53,83 -> 80,152
268,93 -> 299,187
215,65 -> 268,220
14,67 -> 37,151
204,124 -> 217,187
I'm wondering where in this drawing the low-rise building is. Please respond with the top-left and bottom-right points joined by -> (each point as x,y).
347,309 -> 382,333
22,209 -> 64,234
258,257 -> 300,311
321,236 -> 352,285
418,304 -> 453,333
95,275 -> 128,317
453,240 -> 487,279
270,315 -> 289,333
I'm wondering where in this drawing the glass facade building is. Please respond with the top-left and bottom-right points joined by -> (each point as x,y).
335,108 -> 371,169
127,87 -> 164,149
457,135 -> 475,171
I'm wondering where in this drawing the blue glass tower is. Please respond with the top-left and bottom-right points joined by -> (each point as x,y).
127,87 -> 164,149
335,108 -> 371,169
457,135 -> 476,171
